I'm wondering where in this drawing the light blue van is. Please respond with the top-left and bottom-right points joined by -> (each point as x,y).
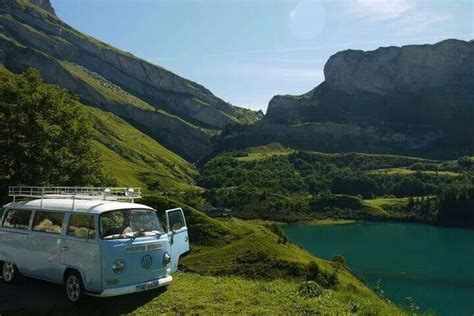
0,187 -> 189,303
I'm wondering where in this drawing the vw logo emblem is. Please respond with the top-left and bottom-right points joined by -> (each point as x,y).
141,255 -> 153,269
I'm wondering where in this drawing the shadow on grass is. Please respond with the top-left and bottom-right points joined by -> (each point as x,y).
0,276 -> 167,316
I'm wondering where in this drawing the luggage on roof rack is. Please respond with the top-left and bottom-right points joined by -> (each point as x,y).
8,186 -> 141,201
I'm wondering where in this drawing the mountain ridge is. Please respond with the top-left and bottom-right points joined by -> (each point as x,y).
267,38 -> 474,126
0,0 -> 260,161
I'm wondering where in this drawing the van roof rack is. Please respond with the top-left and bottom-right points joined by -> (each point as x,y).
8,186 -> 141,202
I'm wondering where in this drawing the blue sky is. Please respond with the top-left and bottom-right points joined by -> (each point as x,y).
53,0 -> 473,112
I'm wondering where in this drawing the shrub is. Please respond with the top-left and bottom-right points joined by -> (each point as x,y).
332,255 -> 350,271
305,261 -> 339,289
306,261 -> 321,281
267,223 -> 288,244
234,251 -> 306,279
298,281 -> 324,298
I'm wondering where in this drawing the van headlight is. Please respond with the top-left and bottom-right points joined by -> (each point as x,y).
112,259 -> 126,274
162,252 -> 171,265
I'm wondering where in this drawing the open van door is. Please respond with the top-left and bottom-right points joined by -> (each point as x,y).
165,208 -> 189,272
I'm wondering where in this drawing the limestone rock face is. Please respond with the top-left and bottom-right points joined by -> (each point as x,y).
324,39 -> 474,95
261,39 -> 474,158
266,40 -> 474,129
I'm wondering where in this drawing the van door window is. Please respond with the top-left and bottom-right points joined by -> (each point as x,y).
32,211 -> 64,234
2,209 -> 32,229
68,214 -> 96,239
167,209 -> 186,231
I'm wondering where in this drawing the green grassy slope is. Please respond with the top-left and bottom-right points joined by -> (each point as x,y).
84,106 -> 198,191
364,197 -> 410,210
60,61 -> 215,135
8,200 -> 403,315
234,143 -> 295,161
0,64 -> 198,191
22,272 -> 402,315
367,168 -> 460,176
141,196 -> 402,313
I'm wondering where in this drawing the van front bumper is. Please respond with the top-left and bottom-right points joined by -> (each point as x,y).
94,275 -> 173,297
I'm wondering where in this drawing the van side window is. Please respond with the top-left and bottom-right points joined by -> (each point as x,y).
2,209 -> 32,229
68,214 -> 96,239
32,211 -> 64,234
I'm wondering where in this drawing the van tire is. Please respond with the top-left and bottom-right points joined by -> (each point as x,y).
65,270 -> 85,303
2,261 -> 19,283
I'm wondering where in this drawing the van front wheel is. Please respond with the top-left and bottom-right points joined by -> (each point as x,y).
65,271 -> 85,303
2,261 -> 19,283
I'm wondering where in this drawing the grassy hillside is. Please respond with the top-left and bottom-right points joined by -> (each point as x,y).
233,143 -> 295,161
84,106 -> 198,191
0,65 -> 197,191
6,197 -> 404,315
15,272 -> 402,315
364,197 -> 410,210
368,168 -> 460,177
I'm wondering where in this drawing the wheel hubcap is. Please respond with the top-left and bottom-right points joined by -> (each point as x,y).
67,276 -> 80,302
2,262 -> 15,282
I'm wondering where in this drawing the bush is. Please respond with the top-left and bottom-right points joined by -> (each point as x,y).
306,261 -> 321,281
235,251 -> 306,279
267,223 -> 288,244
298,281 -> 324,298
305,261 -> 339,289
332,255 -> 350,271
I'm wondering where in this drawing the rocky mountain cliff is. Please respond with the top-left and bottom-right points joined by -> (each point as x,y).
228,39 -> 472,158
266,40 -> 474,131
0,0 -> 260,161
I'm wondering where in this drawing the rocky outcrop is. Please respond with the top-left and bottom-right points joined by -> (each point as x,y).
254,39 -> 474,158
267,39 -> 474,130
324,39 -> 474,95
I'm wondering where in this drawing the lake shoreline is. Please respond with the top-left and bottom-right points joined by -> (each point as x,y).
290,216 -> 474,231
296,219 -> 356,226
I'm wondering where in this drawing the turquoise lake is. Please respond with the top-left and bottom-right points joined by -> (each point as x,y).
283,222 -> 474,316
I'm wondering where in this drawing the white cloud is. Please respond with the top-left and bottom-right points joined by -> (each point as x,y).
349,0 -> 414,21
342,0 -> 454,36
395,10 -> 452,35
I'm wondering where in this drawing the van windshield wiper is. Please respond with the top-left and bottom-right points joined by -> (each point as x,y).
104,233 -> 129,240
131,230 -> 164,239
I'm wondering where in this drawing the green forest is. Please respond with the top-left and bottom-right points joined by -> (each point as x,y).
199,145 -> 474,228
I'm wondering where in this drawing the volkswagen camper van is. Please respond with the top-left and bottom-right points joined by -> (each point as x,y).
0,187 -> 189,302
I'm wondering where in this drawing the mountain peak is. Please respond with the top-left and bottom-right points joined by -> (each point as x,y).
29,0 -> 55,15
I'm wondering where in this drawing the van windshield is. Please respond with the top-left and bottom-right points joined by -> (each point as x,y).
100,209 -> 163,239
